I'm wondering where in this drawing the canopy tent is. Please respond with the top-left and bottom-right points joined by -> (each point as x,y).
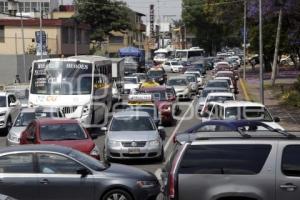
118,46 -> 143,57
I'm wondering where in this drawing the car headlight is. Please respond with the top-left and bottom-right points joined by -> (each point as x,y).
90,145 -> 100,156
137,180 -> 158,188
108,140 -> 121,147
0,112 -> 6,117
8,133 -> 19,143
149,139 -> 160,147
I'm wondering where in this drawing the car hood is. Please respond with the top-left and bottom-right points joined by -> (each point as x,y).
103,163 -> 157,180
41,139 -> 95,154
0,107 -> 8,113
173,86 -> 187,92
124,84 -> 139,90
9,126 -> 26,137
107,131 -> 158,141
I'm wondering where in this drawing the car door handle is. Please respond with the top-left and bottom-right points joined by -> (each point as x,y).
40,179 -> 49,185
280,183 -> 297,192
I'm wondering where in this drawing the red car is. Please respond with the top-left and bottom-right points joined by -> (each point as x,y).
139,86 -> 175,125
20,119 -> 100,159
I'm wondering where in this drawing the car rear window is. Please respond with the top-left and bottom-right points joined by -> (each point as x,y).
178,144 -> 271,175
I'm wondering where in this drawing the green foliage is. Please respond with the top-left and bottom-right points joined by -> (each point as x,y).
75,0 -> 132,42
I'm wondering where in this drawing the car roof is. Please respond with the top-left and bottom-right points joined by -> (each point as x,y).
208,79 -> 228,83
124,76 -> 138,79
203,87 -> 229,91
168,76 -> 187,80
0,92 -> 12,96
0,144 -> 72,155
213,100 -> 264,107
113,111 -> 150,117
216,71 -> 234,74
140,86 -> 166,92
207,92 -> 234,97
35,118 -> 79,125
215,77 -> 231,80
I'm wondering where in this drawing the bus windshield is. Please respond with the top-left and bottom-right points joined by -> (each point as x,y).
30,61 -> 93,95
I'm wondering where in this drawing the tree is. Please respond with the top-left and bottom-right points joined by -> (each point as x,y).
74,0 -> 132,43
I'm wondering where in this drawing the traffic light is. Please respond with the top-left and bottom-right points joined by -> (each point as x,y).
274,0 -> 286,6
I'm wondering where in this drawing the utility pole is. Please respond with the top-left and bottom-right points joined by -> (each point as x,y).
39,2 -> 43,59
74,3 -> 78,56
259,0 -> 264,104
243,0 -> 247,80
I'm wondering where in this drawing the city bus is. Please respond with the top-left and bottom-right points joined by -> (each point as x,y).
28,56 -> 112,127
175,47 -> 205,62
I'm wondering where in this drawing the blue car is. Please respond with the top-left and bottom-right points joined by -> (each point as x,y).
174,120 -> 274,144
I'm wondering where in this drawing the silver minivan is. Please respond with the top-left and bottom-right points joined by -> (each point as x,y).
102,111 -> 165,161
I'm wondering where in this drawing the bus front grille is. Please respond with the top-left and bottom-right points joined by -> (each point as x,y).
62,106 -> 78,114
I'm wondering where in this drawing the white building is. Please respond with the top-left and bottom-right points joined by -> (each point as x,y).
0,0 -> 59,18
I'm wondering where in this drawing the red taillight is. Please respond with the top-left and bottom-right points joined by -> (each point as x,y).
168,173 -> 175,199
173,135 -> 176,143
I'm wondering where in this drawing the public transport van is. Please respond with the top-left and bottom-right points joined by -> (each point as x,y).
28,55 -> 112,127
153,48 -> 173,64
175,47 -> 205,62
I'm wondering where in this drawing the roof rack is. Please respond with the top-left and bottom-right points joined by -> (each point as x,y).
269,128 -> 296,139
237,128 -> 251,138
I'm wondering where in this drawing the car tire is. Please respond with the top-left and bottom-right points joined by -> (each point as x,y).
157,148 -> 164,162
5,117 -> 12,135
102,189 -> 133,200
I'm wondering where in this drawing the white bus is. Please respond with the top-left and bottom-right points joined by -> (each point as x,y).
29,56 -> 112,127
175,47 -> 205,62
153,48 -> 173,64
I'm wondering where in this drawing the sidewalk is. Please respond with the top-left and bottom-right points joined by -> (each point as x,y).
239,66 -> 300,130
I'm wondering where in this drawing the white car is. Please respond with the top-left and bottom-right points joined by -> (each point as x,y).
162,61 -> 184,73
0,92 -> 21,133
167,76 -> 192,100
200,92 -> 235,114
123,76 -> 140,94
184,71 -> 204,86
214,77 -> 235,93
200,100 -> 284,130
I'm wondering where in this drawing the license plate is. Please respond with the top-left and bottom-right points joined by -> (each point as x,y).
128,148 -> 140,154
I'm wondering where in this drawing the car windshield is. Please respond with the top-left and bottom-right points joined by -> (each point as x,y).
124,78 -> 138,84
168,79 -> 187,86
225,107 -> 273,121
148,70 -> 164,77
171,61 -> 179,65
110,116 -> 155,131
207,96 -> 234,103
217,79 -> 231,85
186,76 -> 196,83
40,123 -> 87,141
68,150 -> 108,171
147,91 -> 167,101
207,81 -> 229,88
14,112 -> 59,127
185,72 -> 200,77
127,106 -> 157,119
0,96 -> 6,107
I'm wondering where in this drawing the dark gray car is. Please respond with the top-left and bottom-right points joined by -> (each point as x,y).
0,145 -> 160,200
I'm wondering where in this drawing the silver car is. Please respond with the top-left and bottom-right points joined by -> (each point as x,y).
103,111 -> 165,161
167,76 -> 192,100
6,107 -> 64,146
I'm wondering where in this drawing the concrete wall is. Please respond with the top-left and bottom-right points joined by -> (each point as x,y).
0,54 -> 38,84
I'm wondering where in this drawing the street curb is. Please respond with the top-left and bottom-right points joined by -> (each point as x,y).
240,78 -> 253,101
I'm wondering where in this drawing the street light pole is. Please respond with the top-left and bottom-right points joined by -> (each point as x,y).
243,0 -> 247,80
20,6 -> 26,82
259,0 -> 264,104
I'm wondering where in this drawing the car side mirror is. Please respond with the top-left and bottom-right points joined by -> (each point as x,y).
158,126 -> 166,140
101,127 -> 107,133
26,135 -> 35,142
201,112 -> 209,118
274,117 -> 280,122
9,102 -> 17,107
77,168 -> 90,177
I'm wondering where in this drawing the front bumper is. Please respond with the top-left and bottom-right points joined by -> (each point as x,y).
134,184 -> 161,200
107,144 -> 162,160
176,91 -> 190,99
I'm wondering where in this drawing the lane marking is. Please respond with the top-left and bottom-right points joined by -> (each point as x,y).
164,98 -> 195,152
240,78 -> 252,101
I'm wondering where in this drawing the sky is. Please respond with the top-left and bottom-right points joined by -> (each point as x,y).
62,0 -> 182,23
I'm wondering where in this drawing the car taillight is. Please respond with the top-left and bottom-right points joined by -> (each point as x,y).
162,105 -> 171,111
168,173 -> 175,199
173,135 -> 176,143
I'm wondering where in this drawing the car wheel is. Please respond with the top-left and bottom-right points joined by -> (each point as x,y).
157,148 -> 164,162
102,189 -> 133,200
5,117 -> 12,135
